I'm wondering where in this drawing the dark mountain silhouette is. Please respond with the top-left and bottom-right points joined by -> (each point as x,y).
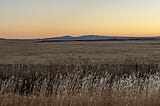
1,35 -> 160,42
41,35 -> 127,42
0,38 -> 5,40
76,35 -> 124,40
52,35 -> 74,39
154,36 -> 160,38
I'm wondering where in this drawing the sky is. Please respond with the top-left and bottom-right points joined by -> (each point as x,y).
0,0 -> 160,38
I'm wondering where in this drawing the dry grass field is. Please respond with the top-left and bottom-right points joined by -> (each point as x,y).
0,40 -> 160,64
1,40 -> 160,106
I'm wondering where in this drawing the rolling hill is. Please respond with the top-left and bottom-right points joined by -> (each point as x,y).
40,35 -> 126,42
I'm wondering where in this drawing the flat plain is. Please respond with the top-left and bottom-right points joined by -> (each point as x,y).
0,40 -> 160,64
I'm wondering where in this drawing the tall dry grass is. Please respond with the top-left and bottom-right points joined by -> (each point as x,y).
0,63 -> 160,106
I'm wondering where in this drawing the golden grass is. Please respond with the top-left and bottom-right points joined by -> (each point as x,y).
0,93 -> 160,106
0,64 -> 160,106
0,40 -> 160,64
1,40 -> 160,105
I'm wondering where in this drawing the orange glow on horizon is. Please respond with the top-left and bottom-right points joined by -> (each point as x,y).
1,0 -> 160,38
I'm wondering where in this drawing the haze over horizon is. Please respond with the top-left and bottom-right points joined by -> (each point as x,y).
1,0 -> 160,38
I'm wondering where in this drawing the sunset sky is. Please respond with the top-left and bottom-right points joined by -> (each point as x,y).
1,0 -> 160,38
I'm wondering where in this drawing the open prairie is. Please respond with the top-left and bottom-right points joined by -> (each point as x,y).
1,40 -> 160,106
0,40 -> 160,64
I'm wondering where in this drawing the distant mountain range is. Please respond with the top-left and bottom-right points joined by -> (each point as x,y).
40,35 -> 160,42
1,35 -> 160,42
40,35 -> 127,42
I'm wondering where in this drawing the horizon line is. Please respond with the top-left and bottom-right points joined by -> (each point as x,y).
1,34 -> 160,39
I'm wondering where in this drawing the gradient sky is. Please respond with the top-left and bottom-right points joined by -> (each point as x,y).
1,0 -> 160,38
